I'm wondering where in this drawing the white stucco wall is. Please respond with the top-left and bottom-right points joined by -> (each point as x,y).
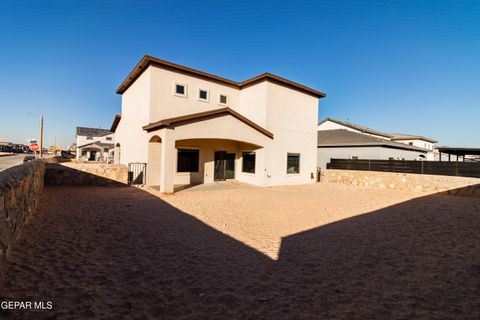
265,82 -> 319,185
149,66 -> 240,122
317,146 -> 428,169
393,139 -> 434,151
114,68 -> 151,165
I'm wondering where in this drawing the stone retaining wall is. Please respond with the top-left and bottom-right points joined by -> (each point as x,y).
45,163 -> 128,186
320,169 -> 480,198
0,160 -> 45,262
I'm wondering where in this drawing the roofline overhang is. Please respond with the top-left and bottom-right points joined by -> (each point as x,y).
317,143 -> 429,152
116,55 -> 326,98
110,114 -> 121,132
317,118 -> 393,139
142,107 -> 274,139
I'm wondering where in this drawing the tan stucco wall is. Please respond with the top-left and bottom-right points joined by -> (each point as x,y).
115,68 -> 151,165
264,82 -> 319,185
149,66 -> 240,122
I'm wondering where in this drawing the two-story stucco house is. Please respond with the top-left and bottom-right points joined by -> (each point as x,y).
76,127 -> 115,162
112,55 -> 326,192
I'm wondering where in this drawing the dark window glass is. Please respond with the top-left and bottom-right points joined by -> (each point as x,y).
242,152 -> 255,173
176,84 -> 185,95
409,142 -> 414,145
220,94 -> 228,104
177,149 -> 199,172
199,90 -> 208,100
106,137 -> 112,141
86,136 -> 93,140
351,156 -> 358,160
287,153 -> 300,174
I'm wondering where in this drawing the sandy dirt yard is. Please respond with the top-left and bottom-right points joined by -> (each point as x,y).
0,183 -> 479,319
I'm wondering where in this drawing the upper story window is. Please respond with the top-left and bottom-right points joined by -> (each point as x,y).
219,94 -> 228,105
173,82 -> 187,97
198,89 -> 209,102
86,136 -> 93,140
106,137 -> 112,141
409,142 -> 414,146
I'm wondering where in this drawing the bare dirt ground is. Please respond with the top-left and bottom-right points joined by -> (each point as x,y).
1,183 -> 479,319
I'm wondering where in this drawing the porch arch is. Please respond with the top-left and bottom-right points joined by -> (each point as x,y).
147,135 -> 162,186
114,143 -> 121,164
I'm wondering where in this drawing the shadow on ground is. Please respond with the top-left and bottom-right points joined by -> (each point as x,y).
0,176 -> 479,319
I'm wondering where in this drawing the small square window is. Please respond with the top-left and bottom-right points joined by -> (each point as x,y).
219,94 -> 228,105
176,85 -> 185,95
198,89 -> 209,101
174,83 -> 187,97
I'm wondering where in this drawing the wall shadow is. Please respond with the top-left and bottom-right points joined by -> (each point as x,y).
0,170 -> 479,319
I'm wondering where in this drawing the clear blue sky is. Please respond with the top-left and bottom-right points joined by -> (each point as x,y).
0,0 -> 479,148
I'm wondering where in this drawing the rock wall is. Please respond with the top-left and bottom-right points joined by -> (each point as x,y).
320,169 -> 480,198
45,163 -> 128,186
0,160 -> 45,261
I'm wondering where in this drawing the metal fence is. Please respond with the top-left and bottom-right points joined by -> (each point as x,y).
327,158 -> 480,179
128,163 -> 147,185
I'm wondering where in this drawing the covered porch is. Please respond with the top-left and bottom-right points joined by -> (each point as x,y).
143,108 -> 273,193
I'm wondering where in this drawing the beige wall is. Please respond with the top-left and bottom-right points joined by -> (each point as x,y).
264,82 -> 319,185
149,66 -> 240,122
115,68 -> 151,165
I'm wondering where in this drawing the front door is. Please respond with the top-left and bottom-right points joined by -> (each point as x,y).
214,151 -> 235,181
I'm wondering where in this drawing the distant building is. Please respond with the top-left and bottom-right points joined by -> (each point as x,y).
317,118 -> 437,168
76,127 -> 114,162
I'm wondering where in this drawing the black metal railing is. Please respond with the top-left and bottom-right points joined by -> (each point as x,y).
128,163 -> 147,185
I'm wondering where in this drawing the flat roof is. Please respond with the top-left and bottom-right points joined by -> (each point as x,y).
116,55 -> 326,98
437,147 -> 480,156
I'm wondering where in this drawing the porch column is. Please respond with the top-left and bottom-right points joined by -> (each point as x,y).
159,128 -> 176,193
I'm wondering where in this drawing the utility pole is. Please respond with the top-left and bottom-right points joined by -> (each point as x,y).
39,114 -> 44,159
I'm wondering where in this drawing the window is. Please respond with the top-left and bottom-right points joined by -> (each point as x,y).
174,83 -> 187,97
287,153 -> 300,174
177,149 -> 199,172
86,136 -> 93,140
351,156 -> 358,160
198,89 -> 209,101
409,142 -> 414,146
219,94 -> 228,105
242,152 -> 255,173
106,137 -> 112,141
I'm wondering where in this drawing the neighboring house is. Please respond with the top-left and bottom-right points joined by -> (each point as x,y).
76,127 -> 115,162
112,55 -> 326,192
317,129 -> 429,169
317,118 -> 436,168
390,134 -> 437,160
